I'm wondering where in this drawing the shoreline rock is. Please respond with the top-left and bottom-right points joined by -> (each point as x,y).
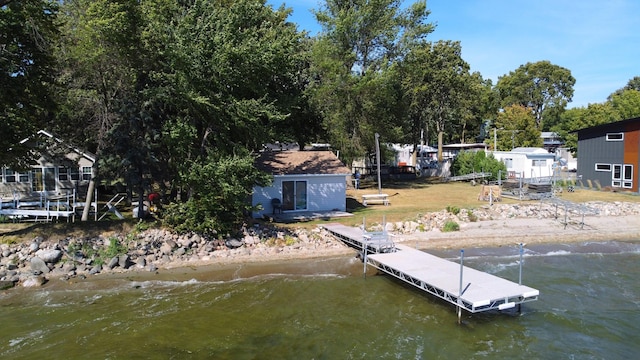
1,201 -> 640,289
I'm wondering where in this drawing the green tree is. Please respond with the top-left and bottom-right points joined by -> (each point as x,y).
399,40 -> 473,160
1,0 -> 59,168
610,89 -> 640,120
57,0 -> 154,219
310,0 -> 433,166
495,60 -> 575,131
609,76 -> 640,99
552,103 -> 619,154
162,153 -> 272,235
451,150 -> 506,181
494,105 -> 542,150
168,0 -> 304,157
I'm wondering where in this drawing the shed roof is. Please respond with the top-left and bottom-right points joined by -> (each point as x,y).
511,147 -> 549,154
256,150 -> 350,176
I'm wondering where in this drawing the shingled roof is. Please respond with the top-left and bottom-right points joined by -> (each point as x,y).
256,150 -> 350,176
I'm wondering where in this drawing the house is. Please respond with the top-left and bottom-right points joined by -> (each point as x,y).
574,117 -> 640,192
252,150 -> 351,218
491,147 -> 557,181
1,130 -> 95,198
541,131 -> 564,152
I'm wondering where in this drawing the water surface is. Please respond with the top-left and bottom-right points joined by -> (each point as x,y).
1,241 -> 638,359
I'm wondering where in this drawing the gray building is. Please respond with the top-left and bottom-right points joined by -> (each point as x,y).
575,117 -> 640,193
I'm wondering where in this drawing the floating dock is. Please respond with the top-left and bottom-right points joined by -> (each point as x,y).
324,223 -> 539,315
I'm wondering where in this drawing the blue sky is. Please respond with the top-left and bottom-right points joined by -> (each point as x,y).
266,0 -> 640,108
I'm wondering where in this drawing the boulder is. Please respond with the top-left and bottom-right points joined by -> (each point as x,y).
105,256 -> 119,270
118,254 -> 131,269
89,264 -> 102,275
135,257 -> 146,268
30,257 -> 50,274
225,239 -> 243,248
35,249 -> 62,264
0,280 -> 16,290
22,275 -> 46,287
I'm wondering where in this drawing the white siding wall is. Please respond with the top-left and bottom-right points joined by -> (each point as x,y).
252,174 -> 347,218
492,152 -> 555,179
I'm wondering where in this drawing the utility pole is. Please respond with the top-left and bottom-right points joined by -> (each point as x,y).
375,133 -> 382,194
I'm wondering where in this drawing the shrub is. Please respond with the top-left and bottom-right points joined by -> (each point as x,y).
451,150 -> 507,181
467,209 -> 478,222
100,237 -> 127,259
442,220 -> 460,232
162,153 -> 272,235
446,205 -> 460,215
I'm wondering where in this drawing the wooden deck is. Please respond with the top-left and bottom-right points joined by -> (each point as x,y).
323,223 -> 539,315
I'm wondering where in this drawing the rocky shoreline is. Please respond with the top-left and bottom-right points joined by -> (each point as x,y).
2,201 -> 640,289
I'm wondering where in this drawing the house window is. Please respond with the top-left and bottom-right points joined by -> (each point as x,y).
18,172 -> 29,182
503,158 -> 513,168
70,167 -> 80,181
4,169 -> 16,183
606,133 -> 623,141
282,180 -> 307,211
81,166 -> 92,181
59,166 -> 69,181
595,163 -> 611,172
612,164 -> 622,187
623,164 -> 633,189
532,159 -> 546,167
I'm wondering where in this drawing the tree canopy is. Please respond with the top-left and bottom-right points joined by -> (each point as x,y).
495,60 -> 575,131
310,0 -> 434,165
1,0 -> 59,168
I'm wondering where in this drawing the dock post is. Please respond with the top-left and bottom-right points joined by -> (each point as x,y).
363,238 -> 367,279
518,243 -> 523,285
458,249 -> 464,324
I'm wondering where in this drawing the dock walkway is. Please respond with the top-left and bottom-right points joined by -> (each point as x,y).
323,223 -> 539,314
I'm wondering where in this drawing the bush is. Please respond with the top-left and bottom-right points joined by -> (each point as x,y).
442,220 -> 460,232
467,209 -> 478,222
101,237 -> 127,259
446,205 -> 460,215
162,153 -> 272,235
451,150 -> 507,181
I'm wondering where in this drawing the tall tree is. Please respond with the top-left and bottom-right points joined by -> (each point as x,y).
310,0 -> 433,166
57,0 -> 156,218
1,0 -> 59,168
168,0 -> 305,157
399,40 -> 473,160
495,60 -> 575,131
610,89 -> 640,120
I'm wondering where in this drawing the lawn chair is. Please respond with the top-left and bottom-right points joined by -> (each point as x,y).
271,198 -> 283,214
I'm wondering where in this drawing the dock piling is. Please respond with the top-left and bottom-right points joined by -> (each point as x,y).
458,249 -> 464,324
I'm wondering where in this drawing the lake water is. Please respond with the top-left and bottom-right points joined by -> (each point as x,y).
1,241 -> 639,359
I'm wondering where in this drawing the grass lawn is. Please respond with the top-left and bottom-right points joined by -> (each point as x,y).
308,176 -> 640,228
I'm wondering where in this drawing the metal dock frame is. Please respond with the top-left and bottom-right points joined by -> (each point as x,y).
323,223 -> 540,321
365,245 -> 540,315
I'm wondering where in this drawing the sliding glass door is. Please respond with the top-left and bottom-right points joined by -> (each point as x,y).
282,180 -> 307,211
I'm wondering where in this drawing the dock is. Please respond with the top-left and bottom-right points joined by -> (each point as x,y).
0,190 -> 97,222
324,223 -> 539,316
446,172 -> 493,182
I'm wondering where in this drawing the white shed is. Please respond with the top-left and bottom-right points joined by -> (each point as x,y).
491,147 -> 557,181
252,150 -> 351,218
